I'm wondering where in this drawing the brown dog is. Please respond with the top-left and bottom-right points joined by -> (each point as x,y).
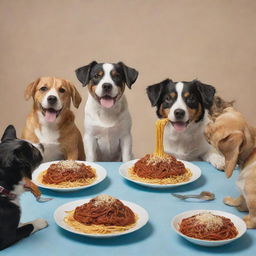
22,77 -> 85,162
205,107 -> 256,228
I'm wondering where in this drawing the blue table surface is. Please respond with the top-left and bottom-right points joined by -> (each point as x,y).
2,162 -> 256,256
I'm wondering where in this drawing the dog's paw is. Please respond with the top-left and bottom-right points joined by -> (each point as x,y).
122,154 -> 133,162
32,218 -> 48,233
237,205 -> 248,212
223,196 -> 236,206
243,215 -> 256,229
207,153 -> 225,170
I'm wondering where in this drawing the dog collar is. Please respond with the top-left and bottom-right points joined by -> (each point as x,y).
0,186 -> 16,200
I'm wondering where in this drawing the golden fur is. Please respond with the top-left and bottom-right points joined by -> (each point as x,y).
205,107 -> 256,228
22,77 -> 85,160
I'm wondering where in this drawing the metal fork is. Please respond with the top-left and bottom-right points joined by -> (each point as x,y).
36,196 -> 53,203
171,191 -> 215,201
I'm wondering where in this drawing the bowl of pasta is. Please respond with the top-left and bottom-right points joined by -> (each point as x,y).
171,209 -> 247,246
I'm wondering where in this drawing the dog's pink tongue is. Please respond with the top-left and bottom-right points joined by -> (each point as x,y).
100,98 -> 114,108
45,110 -> 57,122
173,122 -> 186,132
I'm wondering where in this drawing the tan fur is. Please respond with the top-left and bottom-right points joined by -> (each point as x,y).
187,103 -> 203,122
22,77 -> 85,161
184,92 -> 190,98
209,96 -> 234,120
205,107 -> 256,228
160,105 -> 170,118
170,92 -> 176,98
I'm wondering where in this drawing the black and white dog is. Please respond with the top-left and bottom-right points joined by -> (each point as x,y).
75,61 -> 138,162
0,125 -> 48,250
147,79 -> 224,169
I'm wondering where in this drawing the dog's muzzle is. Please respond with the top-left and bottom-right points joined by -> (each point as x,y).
40,105 -> 62,122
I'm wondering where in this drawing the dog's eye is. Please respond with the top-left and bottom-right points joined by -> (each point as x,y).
94,74 -> 101,79
165,96 -> 172,103
112,73 -> 121,79
187,95 -> 196,104
39,86 -> 48,92
59,88 -> 66,93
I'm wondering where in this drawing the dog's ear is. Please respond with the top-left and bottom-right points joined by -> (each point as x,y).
118,62 -> 139,89
1,125 -> 17,142
218,131 -> 244,178
65,81 -> 82,108
75,61 -> 97,86
195,80 -> 216,109
146,79 -> 171,107
24,78 -> 41,100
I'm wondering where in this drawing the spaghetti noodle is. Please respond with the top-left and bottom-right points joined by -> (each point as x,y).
64,195 -> 137,234
38,160 -> 96,188
179,212 -> 238,240
154,118 -> 169,157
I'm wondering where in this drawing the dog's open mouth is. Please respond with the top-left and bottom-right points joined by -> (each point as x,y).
99,95 -> 116,108
41,106 -> 62,122
170,120 -> 190,132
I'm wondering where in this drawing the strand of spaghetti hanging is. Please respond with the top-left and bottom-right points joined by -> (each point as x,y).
153,118 -> 169,158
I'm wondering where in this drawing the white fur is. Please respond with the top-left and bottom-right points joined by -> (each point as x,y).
33,87 -> 64,162
35,111 -> 64,162
169,82 -> 189,122
10,181 -> 25,207
95,63 -> 119,98
41,88 -> 62,111
84,94 -> 133,162
18,218 -> 48,234
30,219 -> 48,234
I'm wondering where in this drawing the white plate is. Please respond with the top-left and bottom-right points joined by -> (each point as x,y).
54,198 -> 149,238
119,159 -> 201,188
32,161 -> 107,192
171,209 -> 247,247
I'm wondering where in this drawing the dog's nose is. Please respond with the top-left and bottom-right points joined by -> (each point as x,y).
174,109 -> 185,119
102,83 -> 112,92
47,95 -> 57,105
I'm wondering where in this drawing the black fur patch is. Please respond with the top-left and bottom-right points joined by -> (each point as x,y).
75,61 -> 138,89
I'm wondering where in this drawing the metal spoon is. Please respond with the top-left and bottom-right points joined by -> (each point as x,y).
171,191 -> 215,201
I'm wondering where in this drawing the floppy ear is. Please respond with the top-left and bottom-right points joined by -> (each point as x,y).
66,81 -> 82,108
75,61 -> 97,86
24,78 -> 41,101
218,131 -> 244,178
146,79 -> 171,107
195,80 -> 216,109
1,125 -> 17,142
118,62 -> 139,89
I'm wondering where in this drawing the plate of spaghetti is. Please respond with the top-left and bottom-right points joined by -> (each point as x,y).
54,194 -> 149,237
119,158 -> 201,188
119,118 -> 200,188
32,160 -> 107,191
171,210 -> 246,246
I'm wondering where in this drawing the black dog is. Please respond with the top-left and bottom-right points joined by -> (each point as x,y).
0,125 -> 48,250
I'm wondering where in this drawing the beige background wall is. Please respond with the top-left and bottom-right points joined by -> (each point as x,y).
0,0 -> 255,158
